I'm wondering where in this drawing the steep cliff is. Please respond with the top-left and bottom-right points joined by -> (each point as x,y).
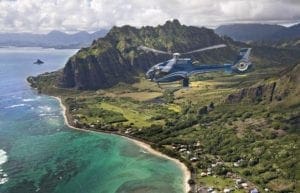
60,19 -> 235,90
53,19 -> 300,90
226,64 -> 300,104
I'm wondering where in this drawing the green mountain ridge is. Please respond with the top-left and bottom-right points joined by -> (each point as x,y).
58,20 -> 300,90
60,19 -> 236,90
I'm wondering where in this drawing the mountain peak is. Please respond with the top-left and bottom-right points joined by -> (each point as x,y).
107,19 -> 184,38
163,19 -> 181,27
74,31 -> 90,36
47,30 -> 66,36
61,21 -> 231,90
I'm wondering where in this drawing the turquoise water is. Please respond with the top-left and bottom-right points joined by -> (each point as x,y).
0,47 -> 184,193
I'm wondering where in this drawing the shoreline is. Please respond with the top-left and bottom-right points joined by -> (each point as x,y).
53,96 -> 191,193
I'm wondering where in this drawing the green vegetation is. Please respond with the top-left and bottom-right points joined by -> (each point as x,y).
197,176 -> 235,190
28,63 -> 299,193
64,95 -> 177,128
26,20 -> 300,192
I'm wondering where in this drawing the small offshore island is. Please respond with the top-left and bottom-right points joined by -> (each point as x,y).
27,20 -> 299,193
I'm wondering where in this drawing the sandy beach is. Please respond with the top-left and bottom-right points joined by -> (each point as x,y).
126,137 -> 191,193
53,96 -> 191,193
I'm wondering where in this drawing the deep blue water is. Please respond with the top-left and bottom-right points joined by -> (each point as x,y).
0,47 -> 184,193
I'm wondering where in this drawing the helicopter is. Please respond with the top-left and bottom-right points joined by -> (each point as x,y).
138,44 -> 252,87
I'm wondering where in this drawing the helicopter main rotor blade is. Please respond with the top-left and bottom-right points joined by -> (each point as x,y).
181,44 -> 227,55
138,46 -> 171,55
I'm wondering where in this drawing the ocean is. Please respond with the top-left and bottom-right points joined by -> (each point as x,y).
0,47 -> 185,193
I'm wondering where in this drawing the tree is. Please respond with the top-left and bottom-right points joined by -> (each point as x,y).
198,106 -> 208,115
208,102 -> 214,111
242,170 -> 251,176
188,179 -> 195,185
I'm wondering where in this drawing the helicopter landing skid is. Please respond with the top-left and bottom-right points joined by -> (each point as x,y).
157,82 -> 162,89
182,78 -> 189,88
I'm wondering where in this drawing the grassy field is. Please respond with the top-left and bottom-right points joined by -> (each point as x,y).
118,91 -> 162,101
196,175 -> 243,192
99,101 -> 164,127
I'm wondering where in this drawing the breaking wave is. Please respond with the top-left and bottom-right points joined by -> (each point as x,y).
22,96 -> 40,102
4,104 -> 27,109
0,149 -> 7,165
22,98 -> 35,102
38,105 -> 52,112
0,149 -> 8,184
39,113 -> 55,117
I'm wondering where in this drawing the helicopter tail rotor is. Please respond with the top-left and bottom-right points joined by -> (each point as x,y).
233,48 -> 252,72
182,78 -> 189,87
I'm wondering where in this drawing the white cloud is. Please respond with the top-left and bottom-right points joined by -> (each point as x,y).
0,0 -> 299,33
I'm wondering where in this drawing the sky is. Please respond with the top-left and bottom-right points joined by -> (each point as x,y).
0,0 -> 300,33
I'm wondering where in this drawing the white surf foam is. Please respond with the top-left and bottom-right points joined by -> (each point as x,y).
22,96 -> 41,102
4,103 -> 27,109
140,149 -> 149,154
39,113 -> 55,117
38,105 -> 52,112
0,149 -> 7,165
0,149 -> 8,185
0,177 -> 8,185
22,98 -> 35,102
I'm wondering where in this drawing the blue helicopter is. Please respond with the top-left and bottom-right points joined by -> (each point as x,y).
138,44 -> 252,87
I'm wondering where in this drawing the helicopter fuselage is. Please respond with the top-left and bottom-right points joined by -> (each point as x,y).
143,47 -> 251,87
146,58 -> 233,83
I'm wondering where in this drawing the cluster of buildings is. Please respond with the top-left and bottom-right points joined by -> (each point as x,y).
170,142 -> 263,193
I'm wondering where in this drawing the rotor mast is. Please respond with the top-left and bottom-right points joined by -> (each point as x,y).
173,53 -> 181,60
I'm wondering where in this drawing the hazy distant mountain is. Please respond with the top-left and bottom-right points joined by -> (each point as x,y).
0,30 -> 108,49
270,23 -> 300,41
215,23 -> 300,42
